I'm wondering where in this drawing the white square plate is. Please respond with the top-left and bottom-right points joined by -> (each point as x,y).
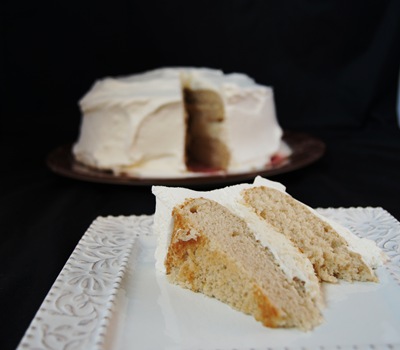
18,208 -> 400,350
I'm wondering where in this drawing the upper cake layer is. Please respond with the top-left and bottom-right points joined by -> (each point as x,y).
242,179 -> 386,283
73,67 -> 284,177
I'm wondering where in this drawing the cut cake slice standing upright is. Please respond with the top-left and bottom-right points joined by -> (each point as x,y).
152,176 -> 386,330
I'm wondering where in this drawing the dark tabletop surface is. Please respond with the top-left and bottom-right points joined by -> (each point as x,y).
3,1 -> 400,349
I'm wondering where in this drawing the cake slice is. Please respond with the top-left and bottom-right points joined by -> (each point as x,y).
152,176 -> 385,330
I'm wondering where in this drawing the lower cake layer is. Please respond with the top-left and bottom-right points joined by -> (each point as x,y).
166,197 -> 323,330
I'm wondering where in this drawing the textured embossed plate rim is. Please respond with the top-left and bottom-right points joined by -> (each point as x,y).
16,215 -> 153,350
17,208 -> 400,350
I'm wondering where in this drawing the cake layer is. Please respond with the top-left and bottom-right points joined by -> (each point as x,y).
168,197 -> 323,330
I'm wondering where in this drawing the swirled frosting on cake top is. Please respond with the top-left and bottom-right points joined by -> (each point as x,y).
73,67 -> 285,177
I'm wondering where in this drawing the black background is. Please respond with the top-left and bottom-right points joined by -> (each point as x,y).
2,1 -> 400,349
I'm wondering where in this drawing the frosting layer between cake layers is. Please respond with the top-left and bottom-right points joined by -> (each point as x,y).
73,67 -> 284,177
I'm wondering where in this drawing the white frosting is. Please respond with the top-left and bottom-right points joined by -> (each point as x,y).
73,69 -> 187,176
311,209 -> 387,268
73,67 -> 283,177
152,177 -> 321,302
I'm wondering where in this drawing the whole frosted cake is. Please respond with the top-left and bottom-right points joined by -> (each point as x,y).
152,177 -> 386,330
73,67 -> 287,177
